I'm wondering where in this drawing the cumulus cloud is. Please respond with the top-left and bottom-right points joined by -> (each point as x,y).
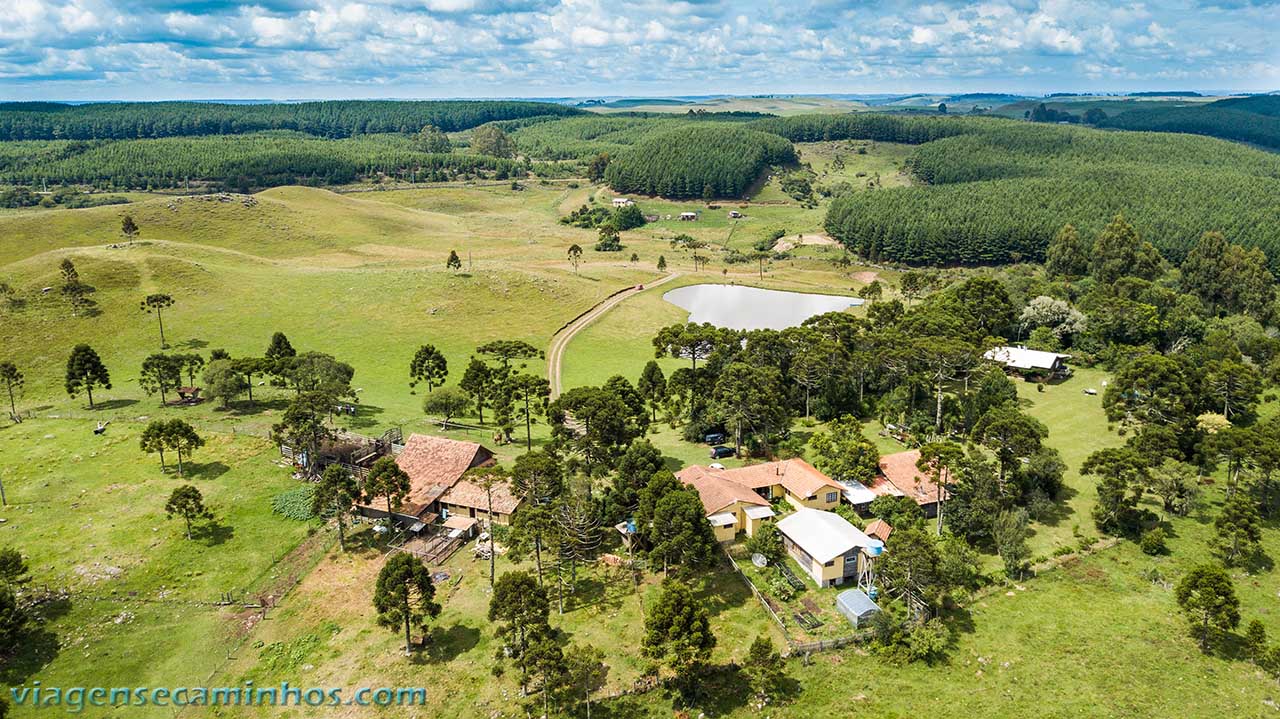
0,0 -> 1276,97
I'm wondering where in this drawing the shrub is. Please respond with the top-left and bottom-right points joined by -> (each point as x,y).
272,486 -> 317,521
1139,528 -> 1167,555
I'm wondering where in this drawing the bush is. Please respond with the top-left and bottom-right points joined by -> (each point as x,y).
1139,527 -> 1167,556
766,568 -> 796,602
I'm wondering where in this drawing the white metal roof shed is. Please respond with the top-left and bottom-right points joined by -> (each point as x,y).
776,509 -> 882,563
984,346 -> 1071,371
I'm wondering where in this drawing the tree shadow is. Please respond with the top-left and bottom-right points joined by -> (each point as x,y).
175,338 -> 209,350
684,663 -> 751,715
1035,485 -> 1078,527
421,623 -> 481,663
228,397 -> 292,416
563,575 -> 626,614
192,518 -> 235,546
942,604 -> 976,636
183,461 -> 230,480
90,398 -> 138,411
0,625 -> 61,685
340,403 -> 386,430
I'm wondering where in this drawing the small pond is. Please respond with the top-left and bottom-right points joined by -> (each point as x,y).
662,283 -> 863,331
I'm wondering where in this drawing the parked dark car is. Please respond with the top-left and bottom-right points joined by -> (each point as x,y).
704,432 -> 727,445
710,445 -> 736,459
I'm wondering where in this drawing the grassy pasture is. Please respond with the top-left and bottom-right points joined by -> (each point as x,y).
2,162 -> 1278,719
0,417 -> 317,707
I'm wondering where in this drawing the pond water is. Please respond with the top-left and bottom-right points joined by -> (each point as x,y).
662,283 -> 863,331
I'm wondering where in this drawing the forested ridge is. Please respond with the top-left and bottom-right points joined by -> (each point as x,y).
1100,95 -> 1280,150
822,118 -> 1280,268
510,113 -> 765,160
0,100 -> 583,141
0,132 -> 523,189
603,125 -> 797,199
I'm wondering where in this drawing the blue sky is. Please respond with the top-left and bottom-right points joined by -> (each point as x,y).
2,1 -> 1277,100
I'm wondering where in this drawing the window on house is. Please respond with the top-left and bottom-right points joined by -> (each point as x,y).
824,560 -> 835,567
825,491 -> 838,503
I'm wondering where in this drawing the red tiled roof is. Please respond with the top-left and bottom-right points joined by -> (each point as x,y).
864,518 -> 893,543
440,477 -> 521,516
361,433 -> 494,517
877,450 -> 945,507
676,467 -> 770,515
679,459 -> 840,500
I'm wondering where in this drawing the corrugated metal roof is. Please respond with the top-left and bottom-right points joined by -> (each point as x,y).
777,509 -> 882,563
984,345 -> 1071,371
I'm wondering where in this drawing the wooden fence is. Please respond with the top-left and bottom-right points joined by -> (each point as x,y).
720,547 -> 867,655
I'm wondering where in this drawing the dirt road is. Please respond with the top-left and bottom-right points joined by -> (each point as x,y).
547,272 -> 679,397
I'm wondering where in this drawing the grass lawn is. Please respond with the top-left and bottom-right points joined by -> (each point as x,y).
0,417 -> 319,715
202,532 -> 783,718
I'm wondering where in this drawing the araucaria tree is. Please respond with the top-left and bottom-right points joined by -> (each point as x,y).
459,358 -> 493,423
165,484 -> 212,540
140,420 -> 171,471
364,456 -> 410,527
711,362 -> 789,456
647,487 -> 718,574
447,250 -> 462,271
139,353 -> 183,405
642,578 -> 716,702
1175,563 -> 1240,652
636,360 -> 666,424
0,361 -> 23,422
59,258 -> 94,315
165,419 -> 204,477
489,570 -> 552,693
1214,491 -> 1263,567
270,391 -> 336,477
140,293 -> 176,348
408,344 -> 448,393
373,553 -> 441,656
65,344 -> 111,408
314,464 -> 360,551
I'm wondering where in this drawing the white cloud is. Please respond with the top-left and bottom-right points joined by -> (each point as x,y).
0,0 -> 1276,97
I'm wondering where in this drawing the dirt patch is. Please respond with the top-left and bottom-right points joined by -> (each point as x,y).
773,233 -> 840,253
850,270 -> 879,284
73,563 -> 123,584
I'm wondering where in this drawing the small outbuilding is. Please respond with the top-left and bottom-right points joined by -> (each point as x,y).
679,212 -> 699,221
984,345 -> 1072,380
611,197 -> 634,207
836,588 -> 881,628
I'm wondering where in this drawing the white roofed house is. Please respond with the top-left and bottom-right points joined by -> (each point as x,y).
776,509 -> 883,589
984,345 -> 1072,380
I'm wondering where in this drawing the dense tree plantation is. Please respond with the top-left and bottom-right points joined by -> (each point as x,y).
825,120 -> 1280,267
510,112 -> 765,160
750,113 -> 995,144
0,132 -> 525,189
603,125 -> 797,198
0,100 -> 582,141
1100,95 -> 1280,150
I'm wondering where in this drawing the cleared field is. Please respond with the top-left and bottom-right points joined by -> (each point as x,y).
206,536 -> 783,719
590,95 -> 870,116
0,417 -> 317,703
